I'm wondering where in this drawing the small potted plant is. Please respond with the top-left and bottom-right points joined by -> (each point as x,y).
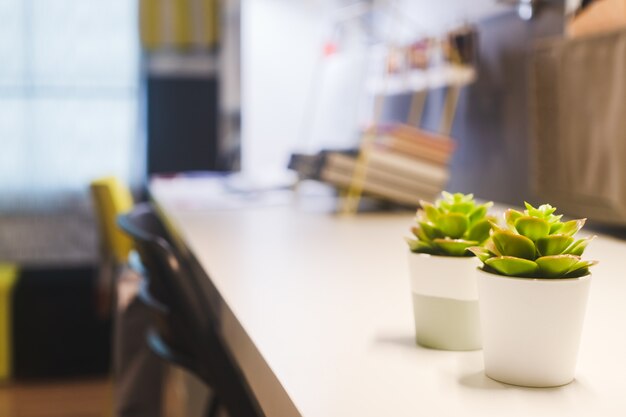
405,192 -> 493,351
469,203 -> 597,387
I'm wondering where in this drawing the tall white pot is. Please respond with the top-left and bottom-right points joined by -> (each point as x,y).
408,253 -> 481,351
477,269 -> 591,387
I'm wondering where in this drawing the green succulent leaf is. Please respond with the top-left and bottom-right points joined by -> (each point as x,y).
469,202 -> 494,225
437,192 -> 454,212
524,202 -> 562,224
536,234 -> 575,256
484,238 -> 501,256
559,219 -> 586,236
405,237 -> 434,253
405,237 -> 420,251
436,213 -> 469,239
549,222 -> 563,234
485,256 -> 539,277
488,219 -> 507,233
466,218 -> 492,243
419,201 -> 440,224
441,191 -> 456,201
450,202 -> 475,214
525,202 -> 553,217
535,255 -> 581,277
492,230 -> 536,260
438,192 -> 477,214
514,216 -> 551,241
538,203 -> 557,216
467,246 -> 495,263
418,222 -> 443,241
505,209 -> 524,229
524,202 -> 540,215
412,226 -> 431,243
468,205 -> 487,223
564,236 -> 596,256
565,259 -> 598,277
433,238 -> 478,256
442,191 -> 473,204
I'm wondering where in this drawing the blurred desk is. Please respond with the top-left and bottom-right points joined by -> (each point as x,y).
151,176 -> 626,417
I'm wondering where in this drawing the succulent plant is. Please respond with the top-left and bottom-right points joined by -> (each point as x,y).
469,203 -> 597,278
406,192 -> 494,256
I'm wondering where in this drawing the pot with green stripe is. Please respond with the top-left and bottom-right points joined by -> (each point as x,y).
406,192 -> 494,351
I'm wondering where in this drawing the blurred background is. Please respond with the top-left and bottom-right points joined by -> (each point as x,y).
0,0 -> 624,415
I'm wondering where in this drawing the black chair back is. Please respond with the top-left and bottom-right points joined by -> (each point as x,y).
118,203 -> 263,417
117,204 -> 211,374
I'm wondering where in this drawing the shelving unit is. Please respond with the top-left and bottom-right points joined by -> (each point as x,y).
339,63 -> 475,214
366,64 -> 476,96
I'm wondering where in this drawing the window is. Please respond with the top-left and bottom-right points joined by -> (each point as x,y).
0,0 -> 139,210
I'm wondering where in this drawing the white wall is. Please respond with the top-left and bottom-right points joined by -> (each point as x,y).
240,0 -> 507,183
398,0 -> 506,34
241,0 -> 326,183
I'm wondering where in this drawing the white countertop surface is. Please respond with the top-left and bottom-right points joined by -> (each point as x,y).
151,176 -> 626,417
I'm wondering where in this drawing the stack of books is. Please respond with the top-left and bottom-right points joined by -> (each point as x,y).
289,124 -> 456,207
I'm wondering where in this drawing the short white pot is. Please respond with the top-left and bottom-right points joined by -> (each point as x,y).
477,269 -> 591,387
408,253 -> 481,351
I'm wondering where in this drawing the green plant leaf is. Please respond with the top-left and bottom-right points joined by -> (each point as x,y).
466,218 -> 492,243
524,201 -> 535,210
524,202 -> 562,223
550,222 -> 563,234
525,202 -> 555,217
433,238 -> 478,256
492,230 -> 536,260
405,237 -> 434,253
441,191 -> 454,201
412,226 -> 431,243
535,255 -> 581,277
565,259 -> 598,277
536,234 -> 575,256
467,246 -> 495,263
418,222 -> 443,241
514,216 -> 551,241
436,213 -> 469,239
489,219 -> 507,233
559,219 -> 586,236
564,235 -> 596,256
458,192 -> 474,202
419,201 -> 439,223
468,205 -> 486,224
449,201 -> 475,214
468,202 -> 493,225
484,238 -> 501,256
485,256 -> 539,276
505,209 -> 524,229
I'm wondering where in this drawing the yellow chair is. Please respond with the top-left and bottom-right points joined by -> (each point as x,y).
90,176 -> 134,266
0,263 -> 19,382
90,177 -> 135,318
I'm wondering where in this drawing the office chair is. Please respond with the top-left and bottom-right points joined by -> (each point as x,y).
118,203 -> 262,417
0,263 -> 19,382
90,177 -> 166,417
90,176 -> 135,315
90,176 -> 134,265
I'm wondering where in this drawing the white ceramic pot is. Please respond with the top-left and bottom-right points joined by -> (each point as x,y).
477,269 -> 591,387
408,253 -> 481,351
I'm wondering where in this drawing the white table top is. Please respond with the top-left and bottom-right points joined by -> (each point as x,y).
151,177 -> 626,417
